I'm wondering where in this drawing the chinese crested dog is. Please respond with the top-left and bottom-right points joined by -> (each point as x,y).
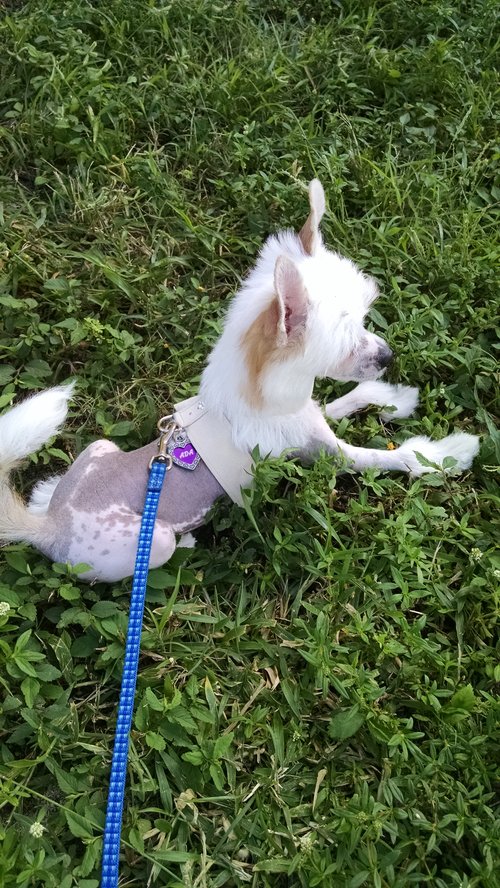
0,180 -> 479,581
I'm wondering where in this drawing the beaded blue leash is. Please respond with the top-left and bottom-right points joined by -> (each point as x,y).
101,417 -> 176,888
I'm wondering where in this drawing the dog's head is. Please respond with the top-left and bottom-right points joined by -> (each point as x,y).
203,179 -> 393,416
293,178 -> 393,383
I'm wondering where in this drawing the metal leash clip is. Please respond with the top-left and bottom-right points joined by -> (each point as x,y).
149,415 -> 177,469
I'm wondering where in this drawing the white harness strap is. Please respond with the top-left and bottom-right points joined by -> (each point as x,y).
173,396 -> 254,506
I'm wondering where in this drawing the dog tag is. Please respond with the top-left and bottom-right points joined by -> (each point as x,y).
168,429 -> 201,470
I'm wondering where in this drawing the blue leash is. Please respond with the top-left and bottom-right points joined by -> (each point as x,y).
101,418 -> 175,888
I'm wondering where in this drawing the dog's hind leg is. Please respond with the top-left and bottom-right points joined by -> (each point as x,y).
178,532 -> 197,549
67,508 -> 177,583
325,381 -> 419,421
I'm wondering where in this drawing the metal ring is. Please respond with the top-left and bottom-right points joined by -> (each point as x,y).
157,414 -> 175,433
149,453 -> 173,470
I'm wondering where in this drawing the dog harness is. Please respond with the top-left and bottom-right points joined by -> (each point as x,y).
172,395 -> 254,506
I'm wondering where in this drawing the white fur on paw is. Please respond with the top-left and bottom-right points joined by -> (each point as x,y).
178,532 -> 196,549
398,433 -> 480,476
379,384 -> 419,420
325,381 -> 419,421
325,399 -> 350,420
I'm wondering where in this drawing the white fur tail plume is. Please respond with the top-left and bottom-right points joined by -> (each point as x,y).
28,476 -> 63,515
0,384 -> 74,473
0,384 -> 74,545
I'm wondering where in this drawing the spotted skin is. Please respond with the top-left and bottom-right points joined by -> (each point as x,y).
40,439 -> 223,581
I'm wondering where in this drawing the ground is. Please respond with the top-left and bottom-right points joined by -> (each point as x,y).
0,1 -> 499,886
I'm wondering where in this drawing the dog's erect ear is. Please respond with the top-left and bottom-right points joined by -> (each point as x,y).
364,277 -> 379,309
298,178 -> 326,256
274,256 -> 309,344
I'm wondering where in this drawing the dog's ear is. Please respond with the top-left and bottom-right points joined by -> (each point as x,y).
298,178 -> 326,256
274,256 -> 309,344
364,277 -> 379,309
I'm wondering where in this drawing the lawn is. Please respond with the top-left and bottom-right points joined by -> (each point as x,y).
0,0 -> 499,886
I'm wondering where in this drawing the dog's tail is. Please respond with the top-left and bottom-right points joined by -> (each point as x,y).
0,384 -> 74,545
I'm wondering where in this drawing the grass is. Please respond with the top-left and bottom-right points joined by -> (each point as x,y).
0,0 -> 499,885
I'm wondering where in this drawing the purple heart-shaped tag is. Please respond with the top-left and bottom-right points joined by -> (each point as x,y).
168,430 -> 201,470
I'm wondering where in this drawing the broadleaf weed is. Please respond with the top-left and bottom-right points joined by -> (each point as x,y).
0,0 -> 498,885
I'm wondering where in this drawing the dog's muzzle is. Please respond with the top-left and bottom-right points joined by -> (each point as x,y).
377,344 -> 393,369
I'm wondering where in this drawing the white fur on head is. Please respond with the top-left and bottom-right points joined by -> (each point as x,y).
299,178 -> 326,256
274,255 -> 309,344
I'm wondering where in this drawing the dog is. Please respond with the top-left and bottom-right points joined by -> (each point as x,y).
0,179 -> 479,581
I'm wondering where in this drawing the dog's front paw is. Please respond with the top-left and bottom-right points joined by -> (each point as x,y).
378,384 -> 419,420
325,399 -> 351,420
325,381 -> 419,421
398,432 -> 480,476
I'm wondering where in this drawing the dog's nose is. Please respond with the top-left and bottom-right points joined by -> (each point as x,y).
378,345 -> 393,368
